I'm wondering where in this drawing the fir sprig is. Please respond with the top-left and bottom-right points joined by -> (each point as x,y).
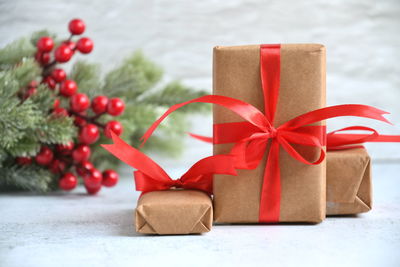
0,30 -> 209,192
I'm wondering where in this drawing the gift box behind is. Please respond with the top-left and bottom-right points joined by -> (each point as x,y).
326,148 -> 372,215
213,44 -> 326,223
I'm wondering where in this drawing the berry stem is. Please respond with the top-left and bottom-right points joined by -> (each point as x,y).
68,110 -> 105,128
91,112 -> 105,121
43,60 -> 57,74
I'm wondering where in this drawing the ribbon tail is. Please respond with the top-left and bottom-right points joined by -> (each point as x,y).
259,139 -> 281,223
140,95 -> 268,146
180,154 -> 237,181
101,132 -> 171,183
180,154 -> 238,193
282,104 -> 392,130
188,132 -> 213,143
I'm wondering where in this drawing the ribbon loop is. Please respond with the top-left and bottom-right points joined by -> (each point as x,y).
102,132 -> 237,194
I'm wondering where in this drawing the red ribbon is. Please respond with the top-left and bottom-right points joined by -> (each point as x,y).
206,123 -> 400,151
140,45 -> 391,222
326,126 -> 400,150
101,132 -> 237,195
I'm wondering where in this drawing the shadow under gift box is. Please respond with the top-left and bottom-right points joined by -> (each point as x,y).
213,44 -> 326,223
326,148 -> 372,215
135,190 -> 213,235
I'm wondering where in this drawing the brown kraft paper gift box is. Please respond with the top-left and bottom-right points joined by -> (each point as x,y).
326,148 -> 372,215
135,190 -> 213,234
213,44 -> 326,223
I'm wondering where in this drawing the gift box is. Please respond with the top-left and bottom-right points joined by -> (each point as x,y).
136,190 -> 213,234
102,132 -> 237,235
135,44 -> 390,225
213,44 -> 327,223
326,148 -> 372,215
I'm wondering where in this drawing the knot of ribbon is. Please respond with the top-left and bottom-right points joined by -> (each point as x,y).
101,132 -> 237,195
139,44 -> 391,222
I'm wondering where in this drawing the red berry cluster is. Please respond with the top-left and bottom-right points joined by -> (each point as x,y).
16,19 -> 123,195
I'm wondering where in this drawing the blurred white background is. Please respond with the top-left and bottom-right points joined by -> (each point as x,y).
1,0 -> 399,167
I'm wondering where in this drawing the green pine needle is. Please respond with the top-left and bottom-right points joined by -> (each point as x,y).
0,38 -> 36,69
0,32 -> 208,193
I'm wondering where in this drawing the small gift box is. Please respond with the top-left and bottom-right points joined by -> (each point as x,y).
102,133 -> 236,235
136,190 -> 212,234
326,148 -> 372,215
324,127 -> 400,215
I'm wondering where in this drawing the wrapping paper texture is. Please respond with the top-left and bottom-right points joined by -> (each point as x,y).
326,148 -> 372,215
135,190 -> 212,235
213,44 -> 326,223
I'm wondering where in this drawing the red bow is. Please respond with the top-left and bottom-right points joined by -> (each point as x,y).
101,132 -> 237,194
140,45 -> 391,222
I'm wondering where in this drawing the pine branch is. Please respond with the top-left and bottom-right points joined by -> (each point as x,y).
0,83 -> 42,148
142,81 -> 210,113
0,38 -> 36,69
102,51 -> 163,98
0,164 -> 55,192
29,84 -> 56,114
6,136 -> 41,157
12,58 -> 41,87
35,114 -> 76,145
69,61 -> 102,98
0,149 -> 7,167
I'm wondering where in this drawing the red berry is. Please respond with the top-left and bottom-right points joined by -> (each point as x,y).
70,93 -> 90,112
41,53 -> 51,64
79,124 -> 99,144
107,98 -> 125,116
42,76 -> 56,90
35,52 -> 51,65
24,87 -> 37,99
59,173 -> 78,191
35,146 -> 54,166
104,120 -> 123,138
76,37 -> 94,54
53,98 -> 60,109
76,160 -> 94,176
55,141 -> 74,154
16,157 -> 32,165
54,45 -> 73,63
37,37 -> 54,52
91,95 -> 108,114
68,19 -> 85,35
49,159 -> 66,174
51,69 -> 67,83
73,115 -> 87,127
102,170 -> 119,187
29,80 -> 38,88
60,80 -> 78,97
72,144 -> 91,163
63,41 -> 76,51
53,107 -> 68,116
84,169 -> 102,188
85,183 -> 101,195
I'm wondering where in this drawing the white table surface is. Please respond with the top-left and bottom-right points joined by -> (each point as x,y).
1,163 -> 399,267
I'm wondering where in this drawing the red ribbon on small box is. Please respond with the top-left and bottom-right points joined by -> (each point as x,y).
101,132 -> 237,195
139,44 -> 392,222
